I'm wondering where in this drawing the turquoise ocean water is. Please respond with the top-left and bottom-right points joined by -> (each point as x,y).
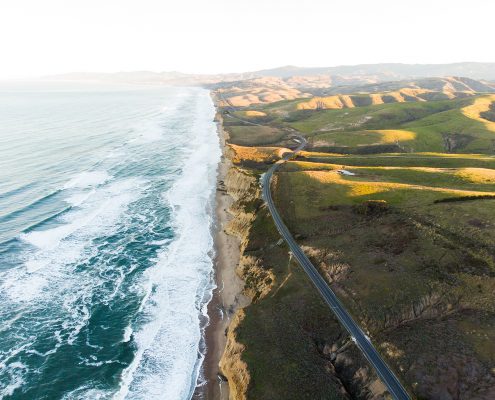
0,83 -> 220,399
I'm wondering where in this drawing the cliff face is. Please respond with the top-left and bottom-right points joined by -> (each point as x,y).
222,167 -> 276,302
218,166 -> 258,400
219,309 -> 249,400
223,167 -> 258,240
224,167 -> 259,204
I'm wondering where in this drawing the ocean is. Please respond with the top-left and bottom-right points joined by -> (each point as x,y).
0,83 -> 221,399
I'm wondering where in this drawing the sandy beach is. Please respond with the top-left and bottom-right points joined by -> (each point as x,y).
194,109 -> 248,400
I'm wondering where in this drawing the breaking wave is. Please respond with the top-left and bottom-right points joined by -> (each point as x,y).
0,85 -> 220,400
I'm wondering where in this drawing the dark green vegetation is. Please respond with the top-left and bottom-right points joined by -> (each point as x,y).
273,162 -> 495,399
481,101 -> 495,122
226,124 -> 286,146
218,87 -> 495,399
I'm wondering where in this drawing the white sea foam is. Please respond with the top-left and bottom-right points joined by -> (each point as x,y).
129,121 -> 164,144
63,386 -> 112,400
63,171 -> 111,189
0,347 -> 31,399
4,177 -> 144,299
147,238 -> 171,246
114,88 -> 221,400
132,102 -> 184,144
106,149 -> 126,159
0,86 -> 220,400
123,326 -> 133,343
0,173 -> 146,398
0,362 -> 26,398
0,312 -> 24,334
65,189 -> 95,207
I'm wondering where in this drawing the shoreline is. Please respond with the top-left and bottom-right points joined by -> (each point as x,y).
194,98 -> 248,399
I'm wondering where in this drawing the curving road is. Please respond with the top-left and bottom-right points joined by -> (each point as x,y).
261,137 -> 410,400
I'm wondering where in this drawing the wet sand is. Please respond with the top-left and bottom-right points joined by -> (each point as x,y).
194,114 -> 248,399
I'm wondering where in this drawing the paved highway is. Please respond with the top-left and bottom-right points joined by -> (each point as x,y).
261,137 -> 410,400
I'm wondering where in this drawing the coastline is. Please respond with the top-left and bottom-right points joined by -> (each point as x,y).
194,98 -> 248,399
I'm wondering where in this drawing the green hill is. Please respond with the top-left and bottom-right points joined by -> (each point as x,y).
232,94 -> 495,154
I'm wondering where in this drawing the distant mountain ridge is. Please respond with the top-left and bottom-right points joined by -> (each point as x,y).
255,63 -> 495,80
323,77 -> 495,95
44,62 -> 495,86
43,71 -> 258,86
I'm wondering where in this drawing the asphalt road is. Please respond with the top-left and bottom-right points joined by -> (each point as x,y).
261,137 -> 410,400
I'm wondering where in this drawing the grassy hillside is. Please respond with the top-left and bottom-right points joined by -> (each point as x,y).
295,89 -> 473,111
319,76 -> 495,96
213,74 -> 495,109
215,84 -> 495,400
233,95 -> 495,154
274,158 -> 495,399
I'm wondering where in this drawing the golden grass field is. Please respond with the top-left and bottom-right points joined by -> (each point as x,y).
462,94 -> 495,131
296,88 -> 471,110
229,144 -> 291,164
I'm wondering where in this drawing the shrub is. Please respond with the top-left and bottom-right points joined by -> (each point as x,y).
353,200 -> 389,215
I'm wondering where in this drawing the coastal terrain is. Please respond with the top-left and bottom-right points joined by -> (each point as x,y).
201,67 -> 495,400
4,0 -> 495,395
42,63 -> 495,399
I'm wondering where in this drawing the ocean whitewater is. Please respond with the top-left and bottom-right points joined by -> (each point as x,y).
0,84 -> 221,399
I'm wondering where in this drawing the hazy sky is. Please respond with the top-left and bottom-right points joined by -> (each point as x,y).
0,0 -> 493,79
